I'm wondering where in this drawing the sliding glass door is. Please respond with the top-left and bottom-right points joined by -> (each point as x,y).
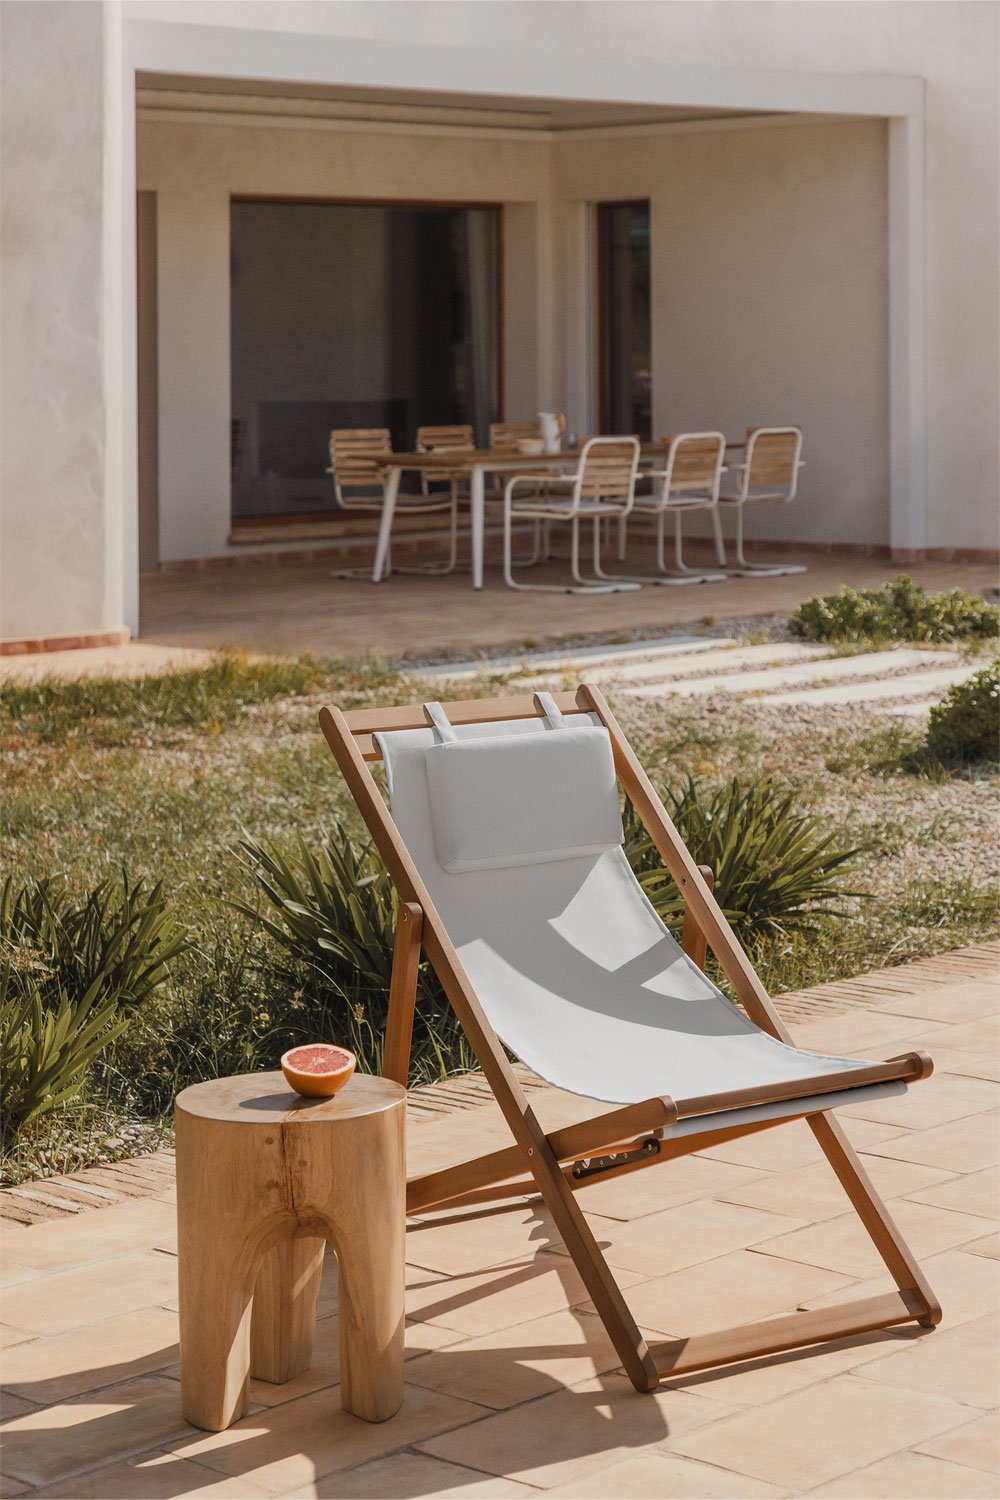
230,200 -> 501,520
597,201 -> 651,440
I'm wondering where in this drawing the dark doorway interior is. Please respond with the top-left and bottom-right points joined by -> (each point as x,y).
598,201 -> 652,440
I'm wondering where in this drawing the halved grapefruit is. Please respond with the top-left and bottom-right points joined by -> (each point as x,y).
281,1043 -> 356,1098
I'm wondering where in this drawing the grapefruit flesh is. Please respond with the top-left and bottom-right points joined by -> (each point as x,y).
281,1043 -> 356,1098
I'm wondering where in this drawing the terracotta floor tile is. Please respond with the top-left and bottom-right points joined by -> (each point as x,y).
555,1199 -> 807,1279
670,1373 -> 975,1490
2,1307 -> 180,1404
28,1451 -> 272,1498
862,1112 -> 1000,1174
752,1200 -> 995,1278
542,1451 -> 788,1498
0,1328 -> 35,1350
877,982 -> 999,1024
914,1016 -> 1000,1056
4,1253 -> 177,1336
0,1263 -> 39,1290
658,1326 -> 919,1408
930,1048 -> 1000,1083
405,1252 -> 644,1337
915,1410 -> 1000,1473
406,1200 -> 564,1275
5,1199 -> 178,1272
619,1250 -> 854,1338
907,1167 -> 1000,1219
837,1074 -> 999,1131
0,1476 -> 31,1498
174,1382 -> 485,1493
0,1375 -> 197,1486
418,1371 -> 732,1488
568,1156 -> 770,1221
860,1313 -> 1000,1408
965,1232 -> 1000,1258
0,1395 -> 38,1420
696,1116 -> 907,1173
801,1249 -> 1000,1328
716,1155 -> 951,1220
404,1307 -> 623,1409
790,1012 -> 947,1055
805,1449 -> 1000,1497
283,1452 -> 535,1497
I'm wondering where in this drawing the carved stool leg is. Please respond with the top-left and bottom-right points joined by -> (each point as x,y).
251,1234 -> 326,1384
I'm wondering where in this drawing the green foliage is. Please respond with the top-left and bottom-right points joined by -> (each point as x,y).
926,660 -> 1000,765
0,871 -> 187,1014
624,775 -> 866,948
788,575 -> 999,646
0,964 -> 129,1145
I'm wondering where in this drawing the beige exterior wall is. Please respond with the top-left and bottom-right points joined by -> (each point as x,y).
137,119 -> 551,562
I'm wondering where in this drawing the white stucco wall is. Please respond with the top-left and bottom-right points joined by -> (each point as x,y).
0,0 -> 125,642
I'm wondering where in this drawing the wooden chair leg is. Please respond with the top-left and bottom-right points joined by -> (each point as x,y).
383,902 -> 422,1087
250,1234 -> 326,1384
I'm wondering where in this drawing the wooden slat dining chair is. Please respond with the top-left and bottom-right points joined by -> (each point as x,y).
717,425 -> 806,576
328,428 -> 460,578
600,431 -> 728,587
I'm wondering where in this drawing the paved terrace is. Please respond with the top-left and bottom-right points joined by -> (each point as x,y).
1,947 -> 997,1499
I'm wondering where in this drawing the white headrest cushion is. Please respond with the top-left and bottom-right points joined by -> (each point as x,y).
424,724 -> 624,873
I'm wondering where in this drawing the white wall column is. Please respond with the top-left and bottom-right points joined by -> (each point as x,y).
888,111 -> 928,558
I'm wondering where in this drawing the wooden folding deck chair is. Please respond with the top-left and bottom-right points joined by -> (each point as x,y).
319,686 -> 941,1393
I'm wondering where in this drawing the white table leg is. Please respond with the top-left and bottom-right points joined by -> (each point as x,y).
470,466 -> 485,590
373,471 -> 401,584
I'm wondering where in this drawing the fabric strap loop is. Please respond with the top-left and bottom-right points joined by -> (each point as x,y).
535,691 -> 565,730
424,701 -> 457,743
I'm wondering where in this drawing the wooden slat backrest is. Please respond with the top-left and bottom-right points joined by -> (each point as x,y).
416,425 -> 475,452
329,428 -> 392,491
578,437 -> 640,501
660,432 -> 726,490
745,427 -> 802,488
489,420 -> 542,453
342,690 -> 587,760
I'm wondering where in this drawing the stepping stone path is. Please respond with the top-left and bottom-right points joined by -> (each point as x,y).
416,635 -> 982,716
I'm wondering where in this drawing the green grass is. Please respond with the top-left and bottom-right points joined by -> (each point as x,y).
1,648 -> 997,1185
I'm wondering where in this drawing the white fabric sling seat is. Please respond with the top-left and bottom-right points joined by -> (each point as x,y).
321,685 -> 940,1392
375,703 -> 916,1134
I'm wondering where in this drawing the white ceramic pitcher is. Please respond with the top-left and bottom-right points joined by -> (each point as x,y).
539,412 -> 562,454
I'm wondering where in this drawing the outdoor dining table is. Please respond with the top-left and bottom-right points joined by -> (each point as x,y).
371,440 -> 746,589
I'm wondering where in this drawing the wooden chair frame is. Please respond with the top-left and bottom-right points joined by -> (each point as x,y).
319,685 -> 940,1393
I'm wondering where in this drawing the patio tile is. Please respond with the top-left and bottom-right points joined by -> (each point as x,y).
801,1248 -> 1000,1327
751,1200 -> 995,1278
28,1452 -> 272,1498
0,1375 -> 197,1486
4,1253 -> 177,1336
284,1452 -> 536,1497
405,1200 -> 564,1275
929,1048 -> 1000,1083
0,1479 -> 31,1498
405,1252 -> 644,1338
404,1307 -> 623,1409
669,1373 -> 975,1490
964,1232 -> 1000,1258
805,1450 -> 999,1497
907,1166 -> 1000,1219
910,1015 -> 1000,1055
2,1307 -> 180,1404
695,1115 -> 908,1173
542,1451 -> 788,1497
835,1074 -> 999,1130
790,1012 -> 947,1055
0,1262 -> 39,1289
174,1382 -> 486,1493
0,1327 -> 35,1350
859,1313 -> 1000,1408
657,1327 -> 919,1408
4,1198 -> 178,1272
861,1111 -> 1000,1173
715,1155 -> 952,1220
915,1410 -> 1000,1473
876,981 -> 999,1024
0,1395 -> 39,1420
566,1156 -> 770,1221
418,1371 -> 733,1488
617,1250 -> 855,1338
554,1199 -> 807,1279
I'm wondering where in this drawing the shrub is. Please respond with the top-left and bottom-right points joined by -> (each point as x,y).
925,660 -> 1000,765
788,575 -> 999,645
624,775 -> 866,948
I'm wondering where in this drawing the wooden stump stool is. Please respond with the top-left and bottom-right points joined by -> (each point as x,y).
175,1072 -> 405,1432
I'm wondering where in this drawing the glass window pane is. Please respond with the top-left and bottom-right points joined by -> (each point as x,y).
230,201 -> 501,520
598,203 -> 651,440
